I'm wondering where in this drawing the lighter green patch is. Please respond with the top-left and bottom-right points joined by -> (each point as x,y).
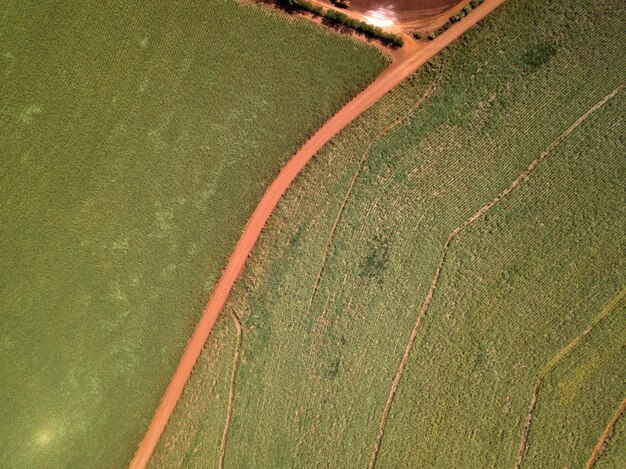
19,105 -> 42,124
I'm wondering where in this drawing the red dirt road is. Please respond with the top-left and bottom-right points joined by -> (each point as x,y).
129,1 -> 506,467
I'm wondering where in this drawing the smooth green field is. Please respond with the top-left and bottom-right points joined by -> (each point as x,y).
0,0 -> 386,466
152,0 -> 626,467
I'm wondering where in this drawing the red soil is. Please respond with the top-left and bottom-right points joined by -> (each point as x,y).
313,0 -> 467,32
129,1 -> 506,467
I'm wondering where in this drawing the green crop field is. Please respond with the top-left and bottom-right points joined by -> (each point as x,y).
151,0 -> 626,467
522,296 -> 625,467
0,0 -> 386,467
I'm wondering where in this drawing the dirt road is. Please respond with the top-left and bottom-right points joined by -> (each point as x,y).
129,1 -> 506,467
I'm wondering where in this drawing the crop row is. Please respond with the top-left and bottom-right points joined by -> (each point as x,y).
0,1 -> 387,467
151,0 -> 626,467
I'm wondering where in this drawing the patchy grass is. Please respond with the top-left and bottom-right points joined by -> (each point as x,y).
0,0 -> 386,467
152,0 -> 625,467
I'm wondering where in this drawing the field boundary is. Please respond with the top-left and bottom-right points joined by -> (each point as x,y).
218,309 -> 243,469
129,2 -> 507,466
514,288 -> 626,468
586,397 -> 626,468
367,84 -> 625,469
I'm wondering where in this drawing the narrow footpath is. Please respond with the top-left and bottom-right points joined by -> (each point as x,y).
129,1 -> 506,467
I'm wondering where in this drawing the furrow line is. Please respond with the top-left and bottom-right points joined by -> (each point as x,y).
218,309 -> 243,469
514,287 -> 626,468
367,84 -> 624,469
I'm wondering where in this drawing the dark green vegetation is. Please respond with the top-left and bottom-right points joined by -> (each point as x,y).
429,0 -> 485,39
152,0 -> 626,467
280,0 -> 324,15
322,9 -> 404,47
277,0 -> 405,46
0,0 -> 386,467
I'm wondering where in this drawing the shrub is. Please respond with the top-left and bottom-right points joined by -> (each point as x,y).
277,1 -> 404,47
450,13 -> 464,23
413,32 -> 422,40
278,0 -> 322,15
433,0 -> 486,38
310,4 -> 323,14
523,41 -> 557,70
323,8 -> 404,46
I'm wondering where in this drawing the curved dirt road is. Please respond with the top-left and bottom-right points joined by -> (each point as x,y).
130,1 -> 506,467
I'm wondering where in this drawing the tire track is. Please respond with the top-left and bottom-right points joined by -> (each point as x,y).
367,84 -> 625,469
218,309 -> 243,469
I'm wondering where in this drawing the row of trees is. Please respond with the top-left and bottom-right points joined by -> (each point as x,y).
278,0 -> 404,47
427,0 -> 486,40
